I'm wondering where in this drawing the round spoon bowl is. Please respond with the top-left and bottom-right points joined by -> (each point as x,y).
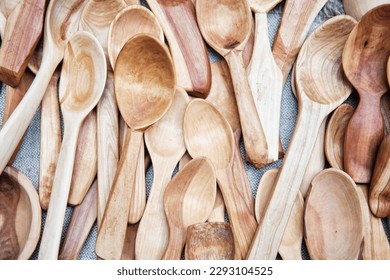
114,34 -> 175,130
305,168 -> 363,260
0,167 -> 41,260
108,5 -> 163,69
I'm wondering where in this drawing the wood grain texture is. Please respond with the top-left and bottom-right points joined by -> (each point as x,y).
343,0 -> 390,20
136,87 -> 189,260
146,0 -> 211,97
0,0 -> 45,87
0,0 -> 88,176
0,0 -> 20,18
2,70 -> 34,164
59,179 -> 97,260
162,157 -> 216,260
207,188 -> 225,223
357,184 -> 390,259
121,223 -> 139,260
247,16 -> 355,260
304,169 -> 363,260
272,0 -> 329,84
381,93 -> 390,134
343,5 -> 390,183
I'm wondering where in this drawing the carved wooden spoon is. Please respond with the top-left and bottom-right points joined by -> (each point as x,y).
0,0 -> 88,175
343,0 -> 390,20
96,35 -> 175,260
196,0 -> 268,168
39,32 -> 106,259
305,168 -> 363,260
162,157 -> 216,260
184,99 -> 257,259
343,4 -> 390,183
247,16 -> 356,260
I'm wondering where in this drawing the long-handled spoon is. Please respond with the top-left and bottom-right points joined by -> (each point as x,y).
343,4 -> 390,183
136,87 -> 189,260
39,32 -> 106,259
0,0 -> 88,175
184,99 -> 257,259
247,16 -> 356,259
95,34 -> 175,260
196,0 -> 268,168
162,157 -> 216,260
343,0 -> 390,20
305,168 -> 363,260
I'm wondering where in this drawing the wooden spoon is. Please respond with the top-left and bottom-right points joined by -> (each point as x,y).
0,166 -> 41,260
185,222 -> 235,260
255,169 -> 304,260
325,104 -> 354,170
162,157 -> 216,260
136,87 -> 189,260
146,0 -> 211,97
0,0 -> 87,175
305,168 -> 363,260
95,34 -> 175,260
343,5 -> 390,183
28,43 -> 62,211
0,0 -> 45,87
247,16 -> 356,260
59,179 -> 97,260
272,0 -> 329,84
343,0 -> 390,20
39,32 -> 106,259
369,134 -> 390,217
247,0 -> 283,163
196,0 -> 268,168
184,99 -> 257,259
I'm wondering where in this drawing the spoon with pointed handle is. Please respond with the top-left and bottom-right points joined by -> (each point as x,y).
39,31 -> 106,259
95,34 -> 175,260
343,5 -> 390,183
247,16 -> 356,260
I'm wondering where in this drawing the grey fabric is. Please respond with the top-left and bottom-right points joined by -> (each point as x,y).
0,0 -> 388,260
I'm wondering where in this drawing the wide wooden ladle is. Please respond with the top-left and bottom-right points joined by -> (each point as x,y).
305,168 -> 363,260
343,4 -> 390,183
38,32 -> 106,259
196,0 -> 268,168
0,166 -> 41,260
95,34 -> 175,260
162,157 -> 216,260
343,0 -> 390,20
0,0 -> 87,175
247,15 -> 356,260
184,99 -> 257,259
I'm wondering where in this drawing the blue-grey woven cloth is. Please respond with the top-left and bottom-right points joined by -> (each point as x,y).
0,0 -> 388,260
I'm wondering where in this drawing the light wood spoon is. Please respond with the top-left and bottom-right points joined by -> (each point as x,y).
185,222 -> 235,260
305,168 -> 363,260
96,34 -> 175,260
343,0 -> 390,20
0,0 -> 88,175
136,87 -> 189,260
255,169 -> 304,260
0,166 -> 41,260
184,99 -> 257,259
146,0 -> 211,97
162,157 -> 216,260
343,4 -> 390,183
325,104 -> 354,170
196,0 -> 268,168
247,0 -> 283,163
247,16 -> 356,260
39,32 -> 106,259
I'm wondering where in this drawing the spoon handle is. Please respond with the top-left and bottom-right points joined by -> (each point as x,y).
344,94 -> 384,183
225,50 -> 268,168
95,130 -> 144,260
207,188 -> 225,223
247,12 -> 283,163
39,121 -> 82,259
162,226 -> 187,260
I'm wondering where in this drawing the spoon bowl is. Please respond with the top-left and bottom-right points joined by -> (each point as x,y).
343,0 -> 390,20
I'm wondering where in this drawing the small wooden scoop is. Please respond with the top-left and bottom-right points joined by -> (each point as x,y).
185,222 -> 235,260
0,0 -> 45,87
162,157 -> 216,260
343,4 -> 390,183
305,169 -> 363,260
